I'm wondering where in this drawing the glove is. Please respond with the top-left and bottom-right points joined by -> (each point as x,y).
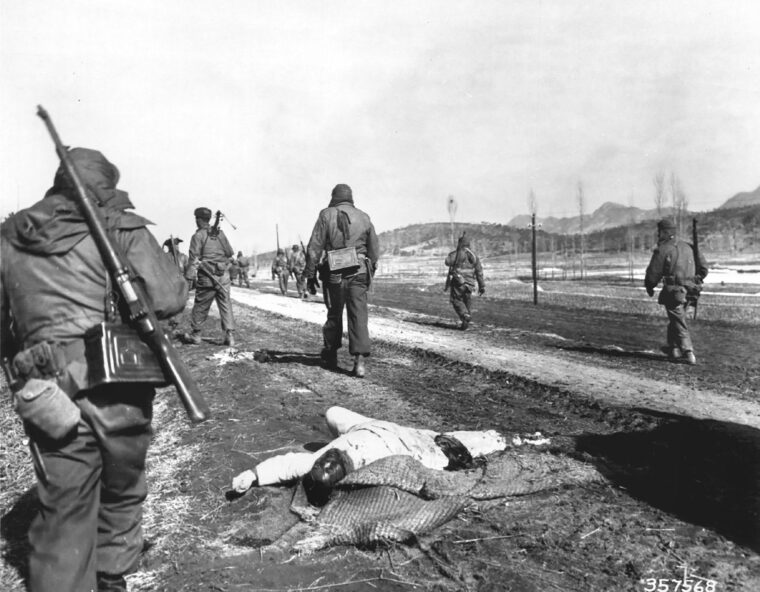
646,285 -> 654,297
232,469 -> 257,493
307,277 -> 318,295
478,286 -> 485,296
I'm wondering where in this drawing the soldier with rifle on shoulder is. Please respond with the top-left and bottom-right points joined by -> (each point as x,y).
183,208 -> 236,346
444,233 -> 485,330
1,107 -> 206,591
645,217 -> 708,365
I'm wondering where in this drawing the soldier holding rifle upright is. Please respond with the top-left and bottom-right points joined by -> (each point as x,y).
645,218 -> 708,365
183,207 -> 236,346
1,146 -> 189,592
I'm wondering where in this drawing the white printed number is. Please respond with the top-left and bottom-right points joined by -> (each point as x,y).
643,578 -> 717,592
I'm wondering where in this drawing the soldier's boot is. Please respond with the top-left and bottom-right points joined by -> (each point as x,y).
320,348 -> 338,370
683,350 -> 696,365
661,345 -> 682,361
224,331 -> 236,347
97,573 -> 127,592
183,331 -> 202,345
460,315 -> 471,331
353,354 -> 366,379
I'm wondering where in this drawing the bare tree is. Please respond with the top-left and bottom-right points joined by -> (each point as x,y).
669,172 -> 689,236
653,171 -> 666,216
577,181 -> 585,279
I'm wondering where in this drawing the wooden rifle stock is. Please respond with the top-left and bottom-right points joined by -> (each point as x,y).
37,106 -> 210,423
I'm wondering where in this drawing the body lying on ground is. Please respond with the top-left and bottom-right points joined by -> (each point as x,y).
231,406 -> 507,499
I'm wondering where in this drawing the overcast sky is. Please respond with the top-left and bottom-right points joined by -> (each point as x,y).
2,0 -> 759,253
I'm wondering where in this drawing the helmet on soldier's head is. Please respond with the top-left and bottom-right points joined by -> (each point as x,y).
277,248 -> 284,255
292,244 -> 299,251
460,236 -> 471,248
194,207 -> 212,221
163,237 -> 183,247
237,251 -> 243,257
657,218 -> 676,234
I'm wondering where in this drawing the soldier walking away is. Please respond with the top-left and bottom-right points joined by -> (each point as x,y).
444,235 -> 485,330
163,237 -> 190,332
183,207 -> 236,346
0,148 -> 188,592
228,255 -> 240,284
645,218 -> 708,365
305,184 -> 379,378
236,250 -> 251,287
271,248 -> 290,295
290,243 -> 307,298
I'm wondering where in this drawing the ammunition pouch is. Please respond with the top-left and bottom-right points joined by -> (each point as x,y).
84,322 -> 169,387
14,378 -> 81,440
326,247 -> 358,272
449,269 -> 466,288
659,284 -> 688,306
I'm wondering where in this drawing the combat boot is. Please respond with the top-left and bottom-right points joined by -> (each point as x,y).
224,331 -> 235,347
661,345 -> 682,361
353,354 -> 366,378
683,351 -> 696,365
460,315 -> 471,330
321,348 -> 338,370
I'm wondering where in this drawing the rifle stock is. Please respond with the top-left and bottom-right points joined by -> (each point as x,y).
37,105 -> 210,423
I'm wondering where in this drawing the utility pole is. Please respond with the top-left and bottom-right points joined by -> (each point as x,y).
528,213 -> 541,305
276,224 -> 280,251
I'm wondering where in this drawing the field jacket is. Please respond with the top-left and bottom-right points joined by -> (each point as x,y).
645,238 -> 708,306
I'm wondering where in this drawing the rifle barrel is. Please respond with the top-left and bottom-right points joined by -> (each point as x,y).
37,106 -> 210,423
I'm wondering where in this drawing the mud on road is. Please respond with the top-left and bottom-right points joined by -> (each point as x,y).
109,278 -> 758,592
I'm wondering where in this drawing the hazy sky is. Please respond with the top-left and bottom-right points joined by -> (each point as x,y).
2,0 -> 759,253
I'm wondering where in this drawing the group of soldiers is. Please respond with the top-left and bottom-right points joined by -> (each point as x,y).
0,142 -> 708,592
271,243 -> 308,298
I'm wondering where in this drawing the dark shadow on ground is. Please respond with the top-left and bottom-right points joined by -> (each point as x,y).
406,318 -> 461,330
575,414 -> 760,551
556,343 -> 666,362
263,351 -> 355,376
1,487 -> 37,585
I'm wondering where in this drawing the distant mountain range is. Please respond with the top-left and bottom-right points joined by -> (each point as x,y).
377,184 -> 759,257
718,185 -> 760,210
506,185 -> 760,234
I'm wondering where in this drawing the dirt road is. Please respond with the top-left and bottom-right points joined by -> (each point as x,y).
229,287 -> 760,429
117,282 -> 759,592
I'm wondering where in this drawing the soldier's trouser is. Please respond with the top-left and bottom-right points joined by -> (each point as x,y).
29,384 -> 154,592
238,269 -> 250,287
665,302 -> 693,353
190,274 -> 235,333
323,273 -> 370,356
449,285 -> 472,321
294,272 -> 306,296
278,274 -> 289,294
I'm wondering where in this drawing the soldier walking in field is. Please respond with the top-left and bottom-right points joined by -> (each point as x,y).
289,243 -> 308,298
236,251 -> 251,287
305,183 -> 379,377
444,235 -> 485,330
271,248 -> 290,295
645,218 -> 708,365
183,207 -> 236,346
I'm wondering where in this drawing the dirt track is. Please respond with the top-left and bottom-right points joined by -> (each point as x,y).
5,279 -> 757,592
229,287 -> 760,429
117,280 -> 758,592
